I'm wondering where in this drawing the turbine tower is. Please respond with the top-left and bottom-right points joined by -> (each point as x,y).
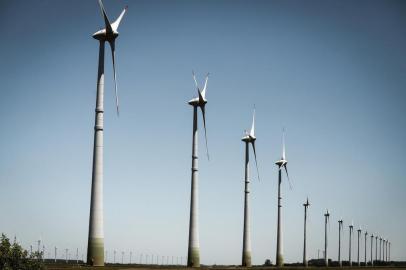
187,71 -> 210,267
389,242 -> 391,261
338,218 -> 343,267
275,129 -> 291,267
349,221 -> 354,267
87,0 -> 127,266
370,233 -> 374,266
241,109 -> 260,267
364,230 -> 368,266
379,237 -> 382,261
382,239 -> 385,262
303,198 -> 310,267
357,226 -> 362,266
375,235 -> 378,263
324,209 -> 330,267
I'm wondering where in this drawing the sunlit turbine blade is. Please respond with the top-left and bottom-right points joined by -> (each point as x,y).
200,104 -> 209,161
282,128 -> 286,160
250,108 -> 255,137
251,141 -> 260,181
98,0 -> 113,34
109,40 -> 119,116
201,73 -> 209,99
284,164 -> 292,189
111,6 -> 128,31
192,70 -> 199,90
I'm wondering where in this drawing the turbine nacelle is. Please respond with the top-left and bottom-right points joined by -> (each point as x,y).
93,29 -> 119,41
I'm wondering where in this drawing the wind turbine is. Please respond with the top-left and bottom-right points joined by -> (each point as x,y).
357,226 -> 362,266
187,71 -> 210,267
364,230 -> 368,266
382,238 -> 385,262
303,198 -> 310,267
275,129 -> 291,267
87,0 -> 127,266
338,218 -> 343,267
375,235 -> 378,263
379,237 -> 382,261
241,108 -> 260,267
370,233 -> 374,266
389,242 -> 391,261
349,221 -> 354,267
324,209 -> 330,267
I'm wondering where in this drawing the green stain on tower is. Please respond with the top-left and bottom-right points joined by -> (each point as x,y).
87,237 -> 104,266
277,254 -> 284,267
187,247 -> 200,267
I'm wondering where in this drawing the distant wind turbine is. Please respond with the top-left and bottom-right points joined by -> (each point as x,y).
349,221 -> 354,267
375,235 -> 378,263
338,218 -> 343,267
379,237 -> 382,261
303,198 -> 310,267
241,108 -> 260,267
364,230 -> 368,266
324,209 -> 330,267
187,71 -> 210,267
357,226 -> 362,266
87,0 -> 127,266
275,129 -> 291,267
370,233 -> 374,266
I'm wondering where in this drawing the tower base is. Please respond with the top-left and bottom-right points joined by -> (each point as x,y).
187,247 -> 200,267
242,251 -> 252,267
87,237 -> 104,266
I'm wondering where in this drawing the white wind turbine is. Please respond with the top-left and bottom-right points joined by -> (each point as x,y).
187,71 -> 210,267
241,108 -> 260,267
338,218 -> 343,267
324,209 -> 330,267
87,0 -> 127,266
349,221 -> 354,267
275,129 -> 292,267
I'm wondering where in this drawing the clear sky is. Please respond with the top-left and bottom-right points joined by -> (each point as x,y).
0,0 -> 405,265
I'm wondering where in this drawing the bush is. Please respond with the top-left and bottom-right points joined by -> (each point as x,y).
0,234 -> 45,270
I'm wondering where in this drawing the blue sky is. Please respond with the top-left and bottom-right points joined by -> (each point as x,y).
0,0 -> 405,265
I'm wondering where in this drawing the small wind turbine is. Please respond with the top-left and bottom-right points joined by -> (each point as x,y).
370,233 -> 374,266
324,209 -> 330,267
87,0 -> 127,267
275,129 -> 291,267
303,198 -> 310,267
364,230 -> 368,266
357,226 -> 362,266
187,71 -> 210,267
349,221 -> 354,267
338,218 -> 343,267
379,237 -> 382,261
241,108 -> 260,267
375,235 -> 378,263
55,246 -> 57,263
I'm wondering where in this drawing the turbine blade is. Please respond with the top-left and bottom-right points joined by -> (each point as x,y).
200,104 -> 209,161
282,128 -> 286,160
251,141 -> 260,181
111,6 -> 128,31
192,70 -> 198,90
109,40 -> 119,116
284,164 -> 292,189
250,107 -> 255,137
201,73 -> 209,99
98,0 -> 113,33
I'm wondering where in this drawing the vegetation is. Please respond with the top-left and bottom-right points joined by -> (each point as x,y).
0,233 -> 45,270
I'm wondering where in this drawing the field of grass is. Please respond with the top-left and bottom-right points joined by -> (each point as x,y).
45,264 -> 406,270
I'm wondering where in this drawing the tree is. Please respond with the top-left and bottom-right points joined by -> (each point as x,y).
0,234 -> 45,270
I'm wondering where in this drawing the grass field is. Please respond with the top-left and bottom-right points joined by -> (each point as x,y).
45,264 -> 406,270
